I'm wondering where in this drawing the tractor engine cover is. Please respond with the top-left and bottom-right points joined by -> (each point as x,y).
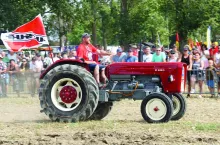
105,62 -> 187,93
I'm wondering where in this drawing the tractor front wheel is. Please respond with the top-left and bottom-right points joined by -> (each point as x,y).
141,93 -> 173,123
171,93 -> 186,120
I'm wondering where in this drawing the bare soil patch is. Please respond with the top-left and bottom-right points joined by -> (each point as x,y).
0,96 -> 220,145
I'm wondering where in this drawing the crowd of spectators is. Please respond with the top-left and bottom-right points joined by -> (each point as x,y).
0,41 -> 220,98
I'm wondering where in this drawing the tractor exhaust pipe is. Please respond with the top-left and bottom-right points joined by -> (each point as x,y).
138,40 -> 143,62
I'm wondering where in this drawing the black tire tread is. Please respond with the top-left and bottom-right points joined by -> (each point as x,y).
88,102 -> 113,120
39,64 -> 99,122
171,93 -> 186,121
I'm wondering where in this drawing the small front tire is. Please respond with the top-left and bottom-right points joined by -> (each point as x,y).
171,93 -> 186,120
141,93 -> 173,123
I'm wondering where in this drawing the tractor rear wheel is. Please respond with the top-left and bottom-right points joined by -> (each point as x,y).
141,93 -> 173,123
171,93 -> 186,121
88,102 -> 113,120
39,64 -> 99,122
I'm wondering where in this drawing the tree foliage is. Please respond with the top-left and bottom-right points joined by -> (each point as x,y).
0,0 -> 220,48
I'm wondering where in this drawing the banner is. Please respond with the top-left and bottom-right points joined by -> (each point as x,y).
1,14 -> 49,52
195,39 -> 201,52
188,38 -> 194,51
207,26 -> 211,49
175,32 -> 179,50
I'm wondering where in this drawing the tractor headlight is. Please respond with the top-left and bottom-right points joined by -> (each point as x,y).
168,75 -> 174,82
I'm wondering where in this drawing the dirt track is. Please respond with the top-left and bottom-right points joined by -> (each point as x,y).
0,96 -> 220,145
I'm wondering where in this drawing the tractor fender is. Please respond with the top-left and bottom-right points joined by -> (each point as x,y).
40,59 -> 89,79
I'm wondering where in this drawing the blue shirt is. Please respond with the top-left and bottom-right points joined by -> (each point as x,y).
126,56 -> 138,62
112,53 -> 126,62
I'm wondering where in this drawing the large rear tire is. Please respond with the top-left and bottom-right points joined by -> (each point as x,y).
88,102 -> 113,120
171,93 -> 186,120
39,64 -> 99,122
141,93 -> 173,123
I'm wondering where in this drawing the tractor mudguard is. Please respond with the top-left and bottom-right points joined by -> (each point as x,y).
40,59 -> 89,79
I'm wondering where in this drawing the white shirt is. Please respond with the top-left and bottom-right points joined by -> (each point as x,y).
8,53 -> 17,63
215,53 -> 220,64
29,61 -> 37,72
201,54 -> 209,69
143,54 -> 152,62
44,57 -> 53,66
168,57 -> 177,62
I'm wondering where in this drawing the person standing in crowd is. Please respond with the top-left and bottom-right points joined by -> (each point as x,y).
209,41 -> 218,60
62,52 -> 68,59
29,57 -> 41,97
7,59 -> 21,97
171,44 -> 180,59
192,47 -> 199,60
143,46 -> 152,62
34,53 -> 43,89
152,47 -> 166,62
125,49 -> 138,62
69,50 -> 77,59
214,45 -> 220,94
20,58 -> 30,92
0,54 -> 7,97
178,45 -> 192,97
43,54 -> 53,69
1,51 -> 10,95
200,44 -> 209,68
53,53 -> 60,62
168,50 -> 178,62
206,59 -> 216,98
214,45 -> 220,67
112,48 -> 126,62
7,50 -> 18,63
77,33 -> 112,87
190,52 -> 204,98
130,44 -> 138,57
151,45 -> 156,54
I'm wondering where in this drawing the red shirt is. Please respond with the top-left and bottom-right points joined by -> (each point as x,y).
209,47 -> 218,59
133,50 -> 138,57
77,43 -> 97,61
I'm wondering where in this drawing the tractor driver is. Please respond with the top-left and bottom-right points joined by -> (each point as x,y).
77,33 -> 112,87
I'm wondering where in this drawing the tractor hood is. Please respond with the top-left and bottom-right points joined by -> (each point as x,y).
105,62 -> 187,93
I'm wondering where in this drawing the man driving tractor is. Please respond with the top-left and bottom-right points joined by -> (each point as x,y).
77,33 -> 112,87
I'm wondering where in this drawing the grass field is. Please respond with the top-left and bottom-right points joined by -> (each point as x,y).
0,96 -> 220,145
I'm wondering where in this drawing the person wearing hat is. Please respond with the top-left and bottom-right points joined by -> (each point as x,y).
168,50 -> 178,62
209,41 -> 218,60
125,49 -> 138,62
151,45 -> 156,54
143,46 -> 152,62
130,44 -> 138,57
0,54 -> 7,97
178,45 -> 193,97
112,48 -> 126,63
77,33 -> 112,87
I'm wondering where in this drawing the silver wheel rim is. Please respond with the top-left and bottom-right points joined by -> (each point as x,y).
172,95 -> 181,116
51,78 -> 82,111
146,98 -> 167,121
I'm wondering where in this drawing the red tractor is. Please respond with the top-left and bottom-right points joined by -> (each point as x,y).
39,59 -> 187,123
